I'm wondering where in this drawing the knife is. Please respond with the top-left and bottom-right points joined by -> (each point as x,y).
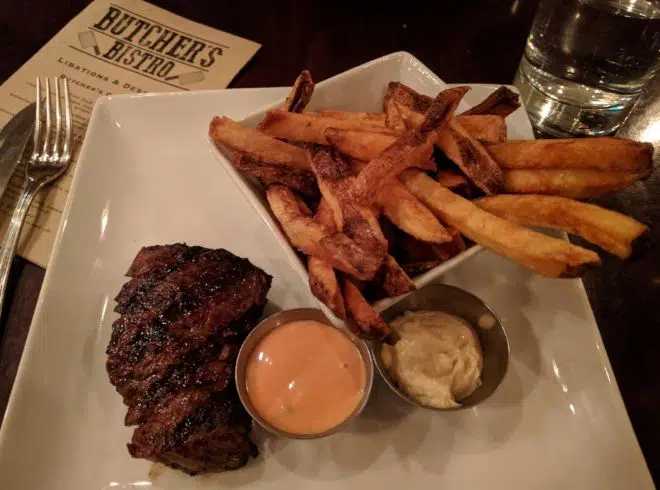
0,103 -> 36,202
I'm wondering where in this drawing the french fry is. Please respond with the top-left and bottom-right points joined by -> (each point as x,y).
281,69 -> 314,113
308,257 -> 346,319
321,201 -> 415,299
395,102 -> 507,144
378,178 -> 452,243
351,86 -> 469,203
502,169 -> 645,199
233,153 -> 318,197
385,82 -> 519,119
399,170 -> 601,278
379,255 -> 415,296
317,109 -> 387,126
420,86 -> 471,132
350,130 -> 436,203
475,195 -> 649,259
457,115 -> 507,144
309,199 -> 346,318
325,128 -> 396,161
311,150 -> 414,298
391,92 -> 504,194
209,116 -> 310,170
266,185 -> 382,280
383,81 -> 432,113
347,158 -> 451,243
436,170 -> 473,197
342,278 -> 392,342
326,115 -> 505,161
488,138 -> 654,174
384,98 -> 407,132
308,199 -> 347,319
315,196 -> 336,227
460,86 -> 520,117
310,147 -> 388,256
434,119 -> 505,194
259,110 -> 394,145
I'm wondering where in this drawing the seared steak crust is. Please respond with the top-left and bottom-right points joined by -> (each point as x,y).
106,244 -> 271,475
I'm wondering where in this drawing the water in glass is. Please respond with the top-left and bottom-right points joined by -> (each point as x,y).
515,0 -> 660,137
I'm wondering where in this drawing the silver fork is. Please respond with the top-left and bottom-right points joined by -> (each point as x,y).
0,77 -> 72,320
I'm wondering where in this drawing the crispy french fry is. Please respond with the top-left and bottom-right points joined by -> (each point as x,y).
325,128 -> 395,161
502,169 -> 645,199
436,170 -> 473,197
379,178 -> 452,243
326,115 -> 504,161
209,116 -> 310,170
351,87 -> 469,203
347,158 -> 451,243
281,69 -> 314,113
233,153 -> 318,197
461,86 -> 520,117
400,170 -> 601,278
309,199 -> 348,319
311,147 -> 388,256
350,130 -> 436,203
384,98 -> 407,132
420,86 -> 471,132
383,81 -> 432,113
488,138 -> 654,174
312,150 -> 413,297
266,185 -> 382,280
388,90 -> 504,194
434,119 -> 504,194
342,278 -> 392,342
385,82 -> 519,119
259,110 -> 394,145
315,196 -> 335,228
379,255 -> 415,296
475,195 -> 649,259
457,115 -> 507,144
308,257 -> 346,319
317,109 -> 387,126
395,102 -> 507,144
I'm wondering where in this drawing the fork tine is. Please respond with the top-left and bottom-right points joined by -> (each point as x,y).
40,78 -> 52,161
61,78 -> 72,161
51,77 -> 62,162
31,78 -> 42,162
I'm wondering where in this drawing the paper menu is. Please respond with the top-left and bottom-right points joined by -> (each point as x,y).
0,0 -> 260,268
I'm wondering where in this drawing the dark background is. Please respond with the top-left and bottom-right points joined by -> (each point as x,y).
0,0 -> 658,485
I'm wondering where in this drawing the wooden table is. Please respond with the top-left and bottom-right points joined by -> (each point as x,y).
0,0 -> 658,484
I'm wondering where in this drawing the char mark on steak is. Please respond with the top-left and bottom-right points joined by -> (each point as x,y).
106,244 -> 271,475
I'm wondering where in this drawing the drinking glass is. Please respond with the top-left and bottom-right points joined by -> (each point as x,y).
514,0 -> 660,137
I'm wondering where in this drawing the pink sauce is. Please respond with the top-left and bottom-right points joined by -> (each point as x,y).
245,320 -> 366,435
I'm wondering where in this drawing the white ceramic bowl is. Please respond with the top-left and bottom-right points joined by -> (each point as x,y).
209,51 -> 525,321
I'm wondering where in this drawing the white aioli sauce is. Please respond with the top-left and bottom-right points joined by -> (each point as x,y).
381,311 -> 483,408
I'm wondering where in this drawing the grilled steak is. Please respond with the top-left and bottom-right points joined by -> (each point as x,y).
106,244 -> 271,475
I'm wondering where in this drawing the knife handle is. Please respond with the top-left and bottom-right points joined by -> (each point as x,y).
0,178 -> 46,326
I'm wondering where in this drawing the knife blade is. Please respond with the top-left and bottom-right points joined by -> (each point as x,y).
0,103 -> 36,202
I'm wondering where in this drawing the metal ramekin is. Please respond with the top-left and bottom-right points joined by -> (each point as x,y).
371,284 -> 510,411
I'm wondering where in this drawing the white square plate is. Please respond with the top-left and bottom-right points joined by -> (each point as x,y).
0,52 -> 654,490
209,52 -> 533,315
